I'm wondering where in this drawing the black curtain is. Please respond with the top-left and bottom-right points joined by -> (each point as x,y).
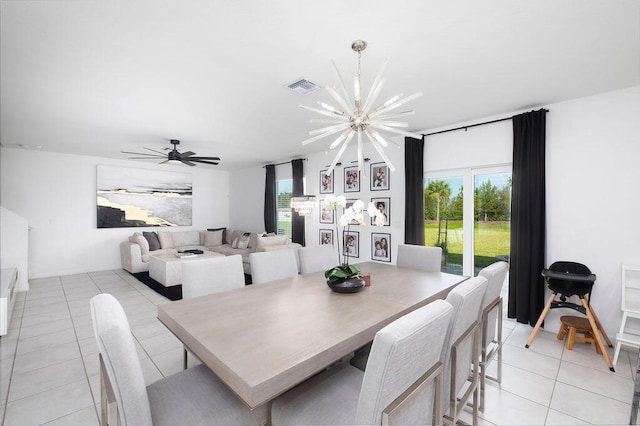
508,109 -> 547,326
264,164 -> 276,234
404,136 -> 425,245
291,159 -> 305,246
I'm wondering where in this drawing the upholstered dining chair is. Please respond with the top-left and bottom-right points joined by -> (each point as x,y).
249,249 -> 299,284
90,293 -> 267,426
181,254 -> 245,368
298,245 -> 337,275
477,261 -> 509,411
397,244 -> 442,272
271,299 -> 454,425
441,275 -> 488,426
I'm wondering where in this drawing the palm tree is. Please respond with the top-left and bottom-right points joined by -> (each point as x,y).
425,180 -> 451,244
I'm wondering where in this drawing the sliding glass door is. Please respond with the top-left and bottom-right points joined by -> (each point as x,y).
425,166 -> 511,276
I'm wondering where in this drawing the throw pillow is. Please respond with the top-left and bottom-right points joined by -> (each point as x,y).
256,235 -> 288,250
143,231 -> 161,251
157,231 -> 175,249
132,232 -> 150,255
171,231 -> 200,247
203,229 -> 223,246
232,232 -> 251,249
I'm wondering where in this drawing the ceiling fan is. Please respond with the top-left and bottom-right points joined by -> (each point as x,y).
122,139 -> 220,166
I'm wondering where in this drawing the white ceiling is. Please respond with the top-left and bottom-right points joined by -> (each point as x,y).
1,0 -> 639,170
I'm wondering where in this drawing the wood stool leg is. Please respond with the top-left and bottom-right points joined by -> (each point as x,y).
567,326 -> 576,350
557,324 -> 568,340
581,299 -> 615,372
526,293 -> 557,348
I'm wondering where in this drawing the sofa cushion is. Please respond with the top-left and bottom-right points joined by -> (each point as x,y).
143,231 -> 161,251
256,235 -> 288,250
202,230 -> 224,247
157,231 -> 175,249
132,233 -> 150,255
172,231 -> 200,247
209,245 -> 251,258
224,229 -> 235,245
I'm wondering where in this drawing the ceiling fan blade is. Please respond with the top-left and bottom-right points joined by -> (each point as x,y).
121,150 -> 165,158
127,156 -> 166,160
144,147 -> 169,155
181,160 -> 197,166
159,160 -> 169,164
188,156 -> 221,161
191,159 -> 219,165
180,151 -> 196,157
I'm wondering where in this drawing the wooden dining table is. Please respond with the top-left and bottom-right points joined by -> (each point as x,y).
157,261 -> 467,409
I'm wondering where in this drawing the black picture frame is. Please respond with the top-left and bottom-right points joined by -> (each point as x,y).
344,166 -> 360,192
345,199 -> 360,225
370,197 -> 391,226
371,233 -> 391,262
319,169 -> 334,194
343,230 -> 359,258
370,162 -> 390,191
319,199 -> 334,224
319,229 -> 334,245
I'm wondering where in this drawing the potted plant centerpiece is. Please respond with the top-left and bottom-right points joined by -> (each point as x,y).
323,195 -> 386,293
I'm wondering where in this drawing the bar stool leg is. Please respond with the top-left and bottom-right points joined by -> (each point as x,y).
526,293 -> 556,348
581,299 -> 615,372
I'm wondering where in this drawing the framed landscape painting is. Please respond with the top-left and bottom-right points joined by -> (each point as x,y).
320,170 -> 334,194
319,229 -> 334,245
370,162 -> 389,191
372,232 -> 391,262
96,165 -> 192,228
344,166 -> 360,192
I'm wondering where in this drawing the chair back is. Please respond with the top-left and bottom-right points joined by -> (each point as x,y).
298,245 -> 337,275
397,244 -> 442,272
182,255 -> 245,299
479,261 -> 509,346
546,261 -> 594,297
442,276 -> 488,414
249,249 -> 299,284
622,265 -> 640,313
356,299 -> 453,425
90,294 -> 153,426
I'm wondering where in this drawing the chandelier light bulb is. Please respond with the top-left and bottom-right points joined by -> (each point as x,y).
300,40 -> 423,177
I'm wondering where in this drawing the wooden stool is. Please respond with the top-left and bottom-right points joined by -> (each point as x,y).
557,315 -> 602,354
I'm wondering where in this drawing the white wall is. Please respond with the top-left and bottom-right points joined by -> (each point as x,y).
544,86 -> 640,334
228,165 -> 265,232
0,148 -> 230,278
0,206 -> 29,291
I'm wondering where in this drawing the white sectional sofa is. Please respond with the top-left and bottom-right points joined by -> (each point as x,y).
120,228 -> 301,276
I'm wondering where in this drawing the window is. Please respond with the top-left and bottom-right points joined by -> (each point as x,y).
276,179 -> 292,238
425,167 -> 511,276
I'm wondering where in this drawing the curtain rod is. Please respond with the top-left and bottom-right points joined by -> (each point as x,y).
263,158 -> 307,168
422,109 -> 549,137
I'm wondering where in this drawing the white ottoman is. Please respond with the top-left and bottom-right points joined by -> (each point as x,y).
149,251 -> 225,287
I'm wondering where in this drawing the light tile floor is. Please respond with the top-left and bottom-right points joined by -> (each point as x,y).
0,269 -> 637,425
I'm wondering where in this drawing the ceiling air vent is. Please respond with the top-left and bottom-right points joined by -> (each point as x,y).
285,78 -> 321,95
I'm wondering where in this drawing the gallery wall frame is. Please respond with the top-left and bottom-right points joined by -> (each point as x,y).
370,197 -> 390,226
344,166 -> 360,193
96,165 -> 192,228
319,199 -> 334,224
319,229 -> 334,245
343,230 -> 359,258
320,169 -> 334,194
370,162 -> 390,191
371,232 -> 391,262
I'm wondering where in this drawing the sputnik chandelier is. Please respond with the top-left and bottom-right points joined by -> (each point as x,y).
300,40 -> 423,177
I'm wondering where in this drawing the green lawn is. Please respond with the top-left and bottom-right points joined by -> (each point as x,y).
425,220 -> 510,268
